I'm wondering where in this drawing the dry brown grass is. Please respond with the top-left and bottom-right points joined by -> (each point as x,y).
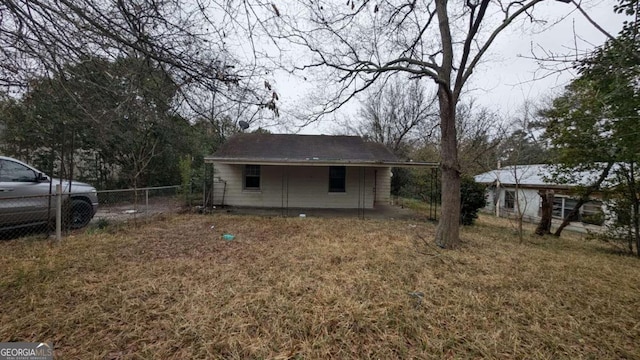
1,212 -> 639,359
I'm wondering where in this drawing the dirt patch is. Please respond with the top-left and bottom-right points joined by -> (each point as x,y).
93,196 -> 183,223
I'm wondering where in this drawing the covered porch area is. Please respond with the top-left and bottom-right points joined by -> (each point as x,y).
204,160 -> 437,214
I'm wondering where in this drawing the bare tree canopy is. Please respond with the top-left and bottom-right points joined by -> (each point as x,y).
346,78 -> 438,157
456,102 -> 505,176
267,0 -> 572,248
0,0 -> 278,120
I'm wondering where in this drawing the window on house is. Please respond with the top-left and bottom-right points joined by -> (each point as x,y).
244,165 -> 261,190
329,166 -> 346,192
552,197 -> 579,221
582,200 -> 604,225
552,198 -> 563,218
504,190 -> 515,209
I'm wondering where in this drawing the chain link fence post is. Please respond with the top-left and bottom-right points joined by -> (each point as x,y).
55,184 -> 62,242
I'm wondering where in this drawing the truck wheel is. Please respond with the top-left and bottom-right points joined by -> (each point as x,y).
69,199 -> 93,229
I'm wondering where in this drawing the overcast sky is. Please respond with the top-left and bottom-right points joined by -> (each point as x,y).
468,0 -> 626,117
266,0 -> 627,135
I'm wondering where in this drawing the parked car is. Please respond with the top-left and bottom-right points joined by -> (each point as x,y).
0,156 -> 98,230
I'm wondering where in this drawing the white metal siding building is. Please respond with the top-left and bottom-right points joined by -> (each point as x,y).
475,164 -> 606,232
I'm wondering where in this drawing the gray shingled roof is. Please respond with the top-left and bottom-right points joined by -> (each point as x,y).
205,133 -> 432,166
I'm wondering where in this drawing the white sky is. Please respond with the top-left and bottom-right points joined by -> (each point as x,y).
265,0 -> 627,135
468,0 -> 626,117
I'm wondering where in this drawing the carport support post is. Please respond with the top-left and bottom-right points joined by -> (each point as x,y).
55,184 -> 62,242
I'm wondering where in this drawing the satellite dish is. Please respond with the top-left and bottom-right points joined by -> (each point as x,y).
238,120 -> 250,130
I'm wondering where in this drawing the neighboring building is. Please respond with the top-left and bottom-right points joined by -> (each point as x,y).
204,133 -> 435,209
475,164 -> 605,231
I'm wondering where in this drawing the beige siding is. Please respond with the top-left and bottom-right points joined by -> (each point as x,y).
212,164 -> 392,209
375,167 -> 392,205
212,164 -> 283,207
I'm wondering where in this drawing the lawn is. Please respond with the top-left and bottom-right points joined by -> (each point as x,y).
1,213 -> 639,359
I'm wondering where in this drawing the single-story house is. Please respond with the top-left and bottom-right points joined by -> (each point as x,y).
204,133 -> 436,209
474,164 -> 605,229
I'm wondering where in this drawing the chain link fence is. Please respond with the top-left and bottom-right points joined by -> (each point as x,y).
0,193 -> 55,239
0,185 -> 183,240
93,186 -> 182,227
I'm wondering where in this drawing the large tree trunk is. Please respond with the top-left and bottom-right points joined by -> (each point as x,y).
434,0 -> 461,249
435,86 -> 461,249
535,189 -> 554,236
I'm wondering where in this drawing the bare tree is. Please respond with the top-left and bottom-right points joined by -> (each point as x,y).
0,0 -> 278,122
455,102 -> 505,176
570,0 -> 640,62
419,100 -> 505,176
500,102 -> 547,240
508,165 -> 535,243
268,0 -> 572,248
346,78 -> 438,156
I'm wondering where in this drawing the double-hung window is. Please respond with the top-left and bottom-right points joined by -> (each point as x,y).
244,165 -> 261,190
504,190 -> 515,209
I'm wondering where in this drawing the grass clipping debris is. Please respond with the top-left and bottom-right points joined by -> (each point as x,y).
1,213 -> 639,359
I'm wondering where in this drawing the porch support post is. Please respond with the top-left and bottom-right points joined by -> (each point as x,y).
211,163 -> 215,207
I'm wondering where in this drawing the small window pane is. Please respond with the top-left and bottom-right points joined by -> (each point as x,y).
552,198 -> 563,218
245,165 -> 260,176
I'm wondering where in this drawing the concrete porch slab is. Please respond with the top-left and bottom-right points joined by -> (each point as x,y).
210,204 -> 432,222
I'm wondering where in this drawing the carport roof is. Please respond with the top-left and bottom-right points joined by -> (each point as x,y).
204,133 -> 437,168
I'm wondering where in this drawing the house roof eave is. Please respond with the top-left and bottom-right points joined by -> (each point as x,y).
477,181 -> 576,191
204,157 -> 438,168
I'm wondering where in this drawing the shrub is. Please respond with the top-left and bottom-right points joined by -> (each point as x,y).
460,176 -> 487,225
